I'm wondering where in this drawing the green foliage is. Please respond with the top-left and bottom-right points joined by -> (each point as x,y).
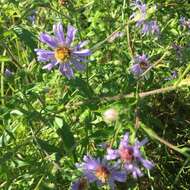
0,0 -> 190,190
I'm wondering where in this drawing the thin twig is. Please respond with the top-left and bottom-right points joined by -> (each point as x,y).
62,82 -> 189,111
140,46 -> 171,78
126,23 -> 134,58
141,124 -> 190,158
175,63 -> 190,87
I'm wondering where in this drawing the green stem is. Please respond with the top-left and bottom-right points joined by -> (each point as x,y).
175,63 -> 190,87
58,82 -> 190,111
140,46 -> 171,78
141,124 -> 190,158
1,50 -> 6,106
126,23 -> 134,58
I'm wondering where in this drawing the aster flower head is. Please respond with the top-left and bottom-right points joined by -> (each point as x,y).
131,1 -> 159,36
106,132 -> 154,179
138,20 -> 160,35
4,69 -> 14,77
130,0 -> 147,23
76,155 -> 126,190
131,54 -> 150,76
172,43 -> 183,57
35,23 -> 91,79
165,70 -> 178,81
180,17 -> 190,29
28,10 -> 36,23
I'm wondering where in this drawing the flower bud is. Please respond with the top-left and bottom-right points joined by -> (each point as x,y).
103,108 -> 118,123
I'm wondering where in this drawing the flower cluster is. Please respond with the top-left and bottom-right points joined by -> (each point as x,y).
131,0 -> 159,35
35,23 -> 91,79
72,132 -> 154,190
106,132 -> 154,178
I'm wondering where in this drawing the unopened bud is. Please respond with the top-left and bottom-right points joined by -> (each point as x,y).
103,108 -> 118,123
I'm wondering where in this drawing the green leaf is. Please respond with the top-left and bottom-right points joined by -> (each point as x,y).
13,26 -> 37,53
10,110 -> 23,116
36,138 -> 59,154
0,152 -> 14,164
69,78 -> 94,98
55,117 -> 63,128
0,56 -> 11,62
56,121 -> 75,153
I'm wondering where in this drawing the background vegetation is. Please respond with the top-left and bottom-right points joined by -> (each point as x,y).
0,0 -> 190,189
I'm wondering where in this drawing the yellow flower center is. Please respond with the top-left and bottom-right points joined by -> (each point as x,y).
119,147 -> 134,163
140,61 -> 149,70
95,166 -> 110,183
55,47 -> 70,62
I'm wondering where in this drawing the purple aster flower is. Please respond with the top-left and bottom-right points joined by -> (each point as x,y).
172,43 -> 183,57
130,0 -> 147,23
131,54 -> 150,76
35,23 -> 91,79
76,155 -> 126,190
165,71 -> 178,81
140,20 -> 159,35
71,177 -> 88,190
28,10 -> 36,24
106,132 -> 154,179
180,17 -> 190,29
149,20 -> 160,34
4,69 -> 13,77
131,1 -> 159,36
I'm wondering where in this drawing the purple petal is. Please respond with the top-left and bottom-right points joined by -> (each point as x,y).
139,158 -> 154,169
119,132 -> 129,148
141,22 -> 150,35
133,146 -> 141,158
75,40 -> 89,50
53,23 -> 65,45
140,54 -> 148,62
108,179 -> 116,190
66,24 -> 77,46
59,63 -> 74,79
40,33 -> 58,48
35,49 -> 55,62
106,148 -> 119,160
42,61 -> 57,70
124,163 -> 143,178
131,64 -> 143,76
136,19 -> 144,27
71,60 -> 86,71
71,180 -> 80,190
84,171 -> 97,183
123,133 -> 130,142
83,156 -> 99,170
112,171 -> 126,182
151,21 -> 160,34
137,138 -> 148,147
72,49 -> 91,57
132,167 -> 143,178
